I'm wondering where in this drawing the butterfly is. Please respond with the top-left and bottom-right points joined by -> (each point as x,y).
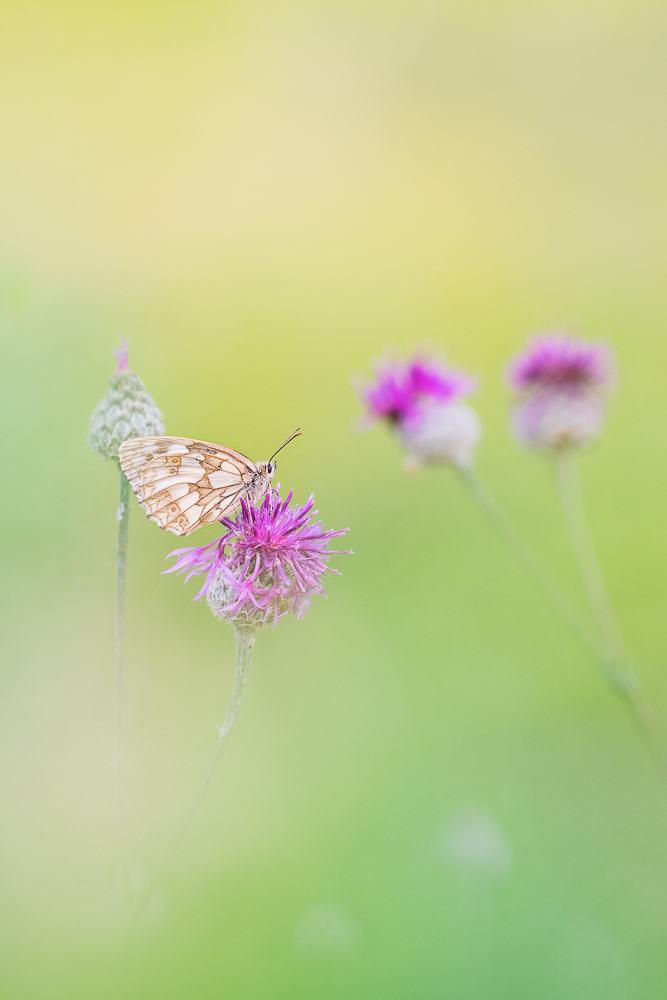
118,428 -> 301,536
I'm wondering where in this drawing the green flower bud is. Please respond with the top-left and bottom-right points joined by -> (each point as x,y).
88,339 -> 164,460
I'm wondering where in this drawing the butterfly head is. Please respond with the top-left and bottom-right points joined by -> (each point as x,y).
255,460 -> 276,480
265,427 -> 302,477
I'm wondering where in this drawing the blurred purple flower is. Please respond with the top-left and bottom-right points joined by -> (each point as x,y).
360,356 -> 474,431
407,359 -> 474,404
165,489 -> 350,626
509,334 -> 614,451
358,354 -> 480,467
510,334 -> 611,391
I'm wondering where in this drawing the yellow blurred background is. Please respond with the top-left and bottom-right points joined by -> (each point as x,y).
2,2 -> 667,997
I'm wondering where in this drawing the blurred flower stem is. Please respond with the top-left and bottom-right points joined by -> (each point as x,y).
456,466 -> 599,654
199,626 -> 256,801
553,453 -> 624,662
553,454 -> 660,749
131,625 -> 256,922
115,464 -> 130,829
458,463 -> 665,777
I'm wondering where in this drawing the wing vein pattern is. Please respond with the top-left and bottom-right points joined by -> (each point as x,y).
118,435 -> 268,536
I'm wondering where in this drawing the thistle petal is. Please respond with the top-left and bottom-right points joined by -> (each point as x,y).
166,489 -> 351,627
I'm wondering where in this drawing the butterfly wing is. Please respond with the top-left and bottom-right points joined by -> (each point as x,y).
118,436 -> 262,536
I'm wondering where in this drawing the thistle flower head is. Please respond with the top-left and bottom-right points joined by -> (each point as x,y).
509,334 -> 613,452
358,353 -> 480,467
360,356 -> 474,430
510,334 -> 611,391
89,340 -> 164,460
165,489 -> 350,628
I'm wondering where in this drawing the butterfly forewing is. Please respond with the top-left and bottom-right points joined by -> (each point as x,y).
118,436 -> 269,536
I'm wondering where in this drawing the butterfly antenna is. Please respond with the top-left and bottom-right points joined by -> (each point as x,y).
269,427 -> 302,463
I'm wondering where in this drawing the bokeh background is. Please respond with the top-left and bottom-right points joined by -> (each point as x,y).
3,2 -> 667,997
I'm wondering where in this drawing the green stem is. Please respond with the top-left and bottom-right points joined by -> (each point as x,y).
553,453 -> 659,742
553,453 -> 624,662
456,465 -> 600,657
131,625 -> 256,921
197,626 -> 256,802
460,462 -> 667,777
115,464 -> 130,829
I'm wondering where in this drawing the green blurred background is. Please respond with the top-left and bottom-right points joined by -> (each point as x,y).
3,1 -> 667,996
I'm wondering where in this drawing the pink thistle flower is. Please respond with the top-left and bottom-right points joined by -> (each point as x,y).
510,334 -> 611,391
362,364 -> 421,429
358,354 -> 480,467
360,356 -> 474,431
406,359 -> 475,408
165,489 -> 351,627
509,334 -> 614,451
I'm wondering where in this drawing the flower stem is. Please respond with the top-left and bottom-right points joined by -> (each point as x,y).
130,625 -> 256,921
197,626 -> 256,802
456,465 -> 600,656
553,453 -> 624,662
115,463 -> 130,830
459,463 -> 667,775
553,453 -> 661,750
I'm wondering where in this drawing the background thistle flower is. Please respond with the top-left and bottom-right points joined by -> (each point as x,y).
508,334 -> 659,774
509,334 -> 613,451
88,337 -> 164,460
358,354 -> 480,468
360,355 -> 474,430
